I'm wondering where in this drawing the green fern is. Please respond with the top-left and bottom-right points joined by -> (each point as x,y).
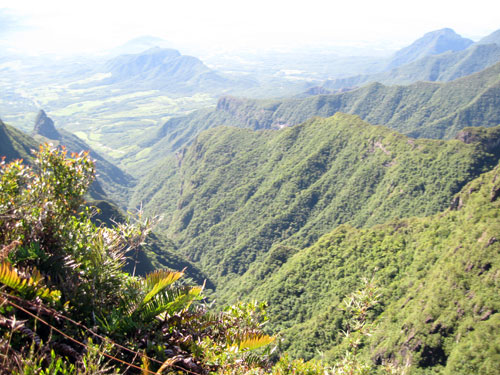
238,333 -> 275,351
0,261 -> 60,302
125,269 -> 203,323
139,285 -> 203,322
141,269 -> 184,305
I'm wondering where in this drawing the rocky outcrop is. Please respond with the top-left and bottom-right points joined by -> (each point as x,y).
33,110 -> 60,140
455,127 -> 500,156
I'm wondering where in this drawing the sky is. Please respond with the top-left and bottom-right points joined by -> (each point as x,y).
1,0 -> 499,56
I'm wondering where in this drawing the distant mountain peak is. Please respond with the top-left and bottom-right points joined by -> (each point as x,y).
428,27 -> 457,35
387,28 -> 473,70
102,47 -> 217,91
137,46 -> 180,57
33,110 -> 60,140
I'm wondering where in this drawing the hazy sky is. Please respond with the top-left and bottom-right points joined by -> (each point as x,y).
1,0 -> 499,56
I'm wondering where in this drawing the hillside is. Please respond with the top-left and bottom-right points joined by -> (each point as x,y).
134,115 -> 500,293
321,28 -> 500,91
91,199 -> 213,287
126,61 -> 500,176
240,153 -> 500,374
0,118 -> 38,162
131,117 -> 500,374
477,28 -> 500,45
0,120 -> 209,286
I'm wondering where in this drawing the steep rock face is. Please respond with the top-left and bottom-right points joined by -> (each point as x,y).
454,126 -> 500,157
215,96 -> 245,112
302,86 -> 332,96
214,96 -> 276,129
30,110 -> 135,208
387,28 -> 473,70
33,110 -> 60,140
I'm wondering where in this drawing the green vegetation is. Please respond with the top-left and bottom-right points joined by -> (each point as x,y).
134,114 -> 500,290
0,145 -> 278,374
132,61 -> 500,177
242,159 -> 500,374
0,117 -> 208,287
323,43 -> 500,91
385,28 -> 473,70
0,47 -> 304,164
35,127 -> 135,209
0,119 -> 38,162
29,109 -> 135,208
130,113 -> 500,373
2,33 -> 500,374
0,145 -> 407,374
323,27 -> 500,91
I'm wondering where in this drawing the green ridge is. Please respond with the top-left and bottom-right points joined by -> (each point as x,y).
129,61 -> 500,177
136,114 -> 500,296
323,43 -> 500,90
245,158 -> 500,374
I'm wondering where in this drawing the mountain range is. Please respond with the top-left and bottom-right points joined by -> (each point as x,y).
132,112 -> 500,279
124,59 -> 500,177
322,28 -> 500,90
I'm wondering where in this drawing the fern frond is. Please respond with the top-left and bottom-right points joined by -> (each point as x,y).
164,286 -> 203,314
238,334 -> 275,351
0,261 -> 23,291
142,269 -> 184,305
0,261 -> 61,302
139,285 -> 203,322
144,269 -> 185,287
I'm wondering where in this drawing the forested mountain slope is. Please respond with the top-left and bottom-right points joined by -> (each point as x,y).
241,154 -> 500,375
128,61 -> 500,176
134,114 -> 500,295
477,28 -> 500,45
322,27 -> 500,90
0,118 -> 38,162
